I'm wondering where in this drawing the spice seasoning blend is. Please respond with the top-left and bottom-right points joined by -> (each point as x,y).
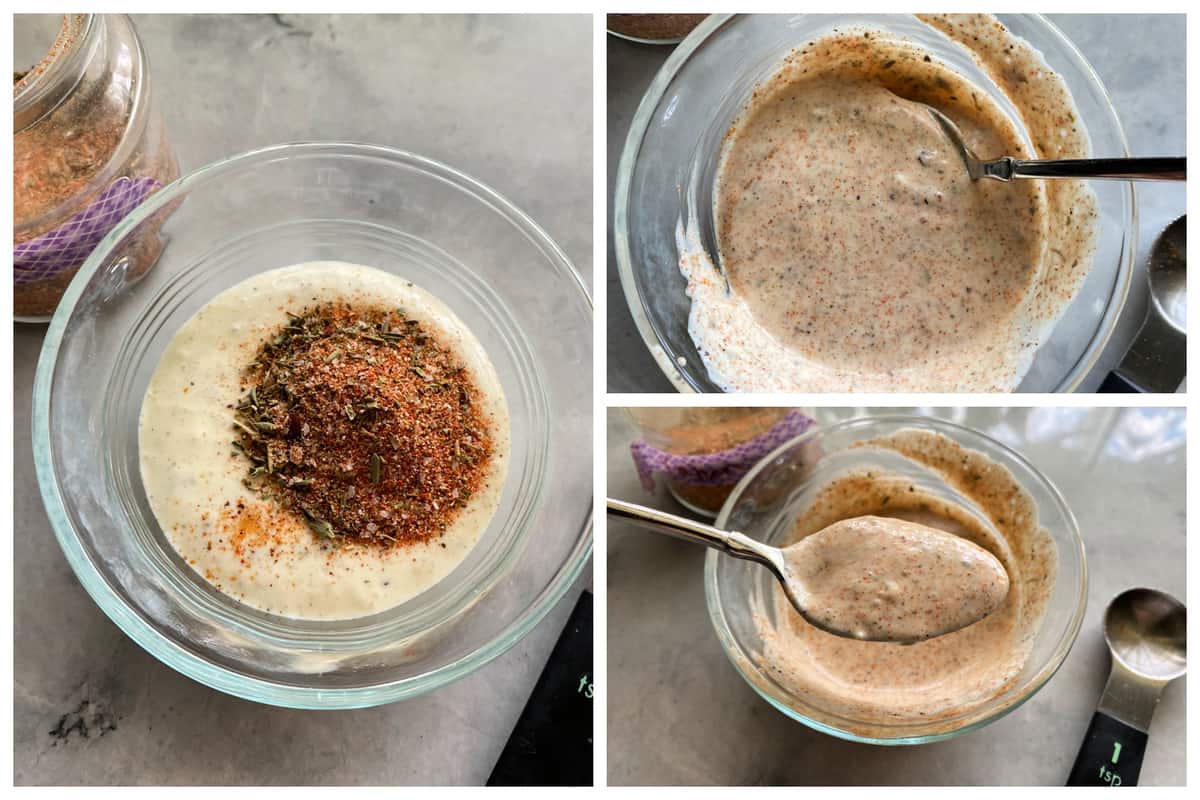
232,303 -> 495,547
14,14 -> 178,319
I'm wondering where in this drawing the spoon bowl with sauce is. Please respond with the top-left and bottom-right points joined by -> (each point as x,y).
608,498 -> 1009,644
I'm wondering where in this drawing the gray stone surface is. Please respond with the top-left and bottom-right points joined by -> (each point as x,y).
607,407 -> 1186,785
13,14 -> 592,786
606,14 -> 1187,392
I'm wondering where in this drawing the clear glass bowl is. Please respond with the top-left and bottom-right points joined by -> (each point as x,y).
33,142 -> 593,708
614,14 -> 1135,392
705,415 -> 1088,744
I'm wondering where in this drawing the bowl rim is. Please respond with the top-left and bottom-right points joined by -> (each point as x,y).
33,141 -> 594,708
703,413 -> 1089,744
614,13 -> 1136,393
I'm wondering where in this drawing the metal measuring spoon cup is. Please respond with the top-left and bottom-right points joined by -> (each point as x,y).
1066,588 -> 1186,786
1100,215 -> 1186,393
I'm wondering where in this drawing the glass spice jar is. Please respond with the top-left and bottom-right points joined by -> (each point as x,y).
627,407 -> 810,517
14,14 -> 179,321
606,14 -> 709,45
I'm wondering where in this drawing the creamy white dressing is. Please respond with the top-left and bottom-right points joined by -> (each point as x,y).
138,261 -> 510,620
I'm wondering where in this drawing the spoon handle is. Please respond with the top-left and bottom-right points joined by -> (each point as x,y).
606,498 -> 777,568
1066,711 -> 1148,786
1005,156 -> 1185,181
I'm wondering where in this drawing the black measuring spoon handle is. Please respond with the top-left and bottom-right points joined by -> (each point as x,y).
1066,710 -> 1148,786
1098,372 -> 1144,393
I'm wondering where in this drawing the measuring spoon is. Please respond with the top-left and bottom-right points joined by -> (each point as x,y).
1100,215 -> 1187,393
1066,588 -> 1187,786
607,498 -> 1009,644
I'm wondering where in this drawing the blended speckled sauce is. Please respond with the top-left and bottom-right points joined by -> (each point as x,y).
785,515 -> 1010,643
139,262 -> 510,620
754,429 -> 1056,729
680,15 -> 1098,391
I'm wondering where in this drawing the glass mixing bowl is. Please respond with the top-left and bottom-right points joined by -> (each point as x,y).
615,14 -> 1134,392
33,142 -> 593,708
705,415 -> 1087,744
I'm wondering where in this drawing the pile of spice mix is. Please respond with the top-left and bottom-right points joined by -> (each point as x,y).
232,303 -> 496,547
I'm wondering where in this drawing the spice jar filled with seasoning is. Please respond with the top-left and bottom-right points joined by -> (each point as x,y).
606,14 -> 709,45
14,14 -> 178,320
627,408 -> 815,517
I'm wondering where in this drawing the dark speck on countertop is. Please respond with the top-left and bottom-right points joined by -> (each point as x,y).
49,698 -> 119,744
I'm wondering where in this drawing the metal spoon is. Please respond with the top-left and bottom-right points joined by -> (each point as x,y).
1100,215 -> 1187,393
1066,588 -> 1186,786
925,105 -> 1185,182
607,498 -> 1009,644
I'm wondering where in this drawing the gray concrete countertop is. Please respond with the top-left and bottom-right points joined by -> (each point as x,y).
607,407 -> 1186,785
606,14 -> 1186,392
14,14 -> 592,786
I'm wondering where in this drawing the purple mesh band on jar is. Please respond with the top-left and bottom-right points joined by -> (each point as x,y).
14,175 -> 162,285
630,410 -> 815,493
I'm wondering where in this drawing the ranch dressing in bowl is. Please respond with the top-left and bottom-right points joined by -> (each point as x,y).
138,262 -> 510,620
754,428 -> 1056,726
680,15 -> 1098,391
